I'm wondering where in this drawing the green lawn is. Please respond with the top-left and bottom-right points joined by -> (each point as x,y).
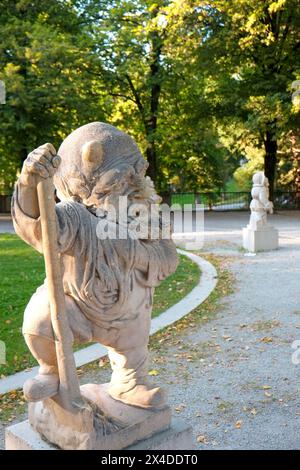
171,192 -> 221,207
152,252 -> 200,317
0,234 -> 200,376
171,193 -> 195,206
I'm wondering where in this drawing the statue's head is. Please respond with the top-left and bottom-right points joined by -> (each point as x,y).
251,171 -> 270,201
252,171 -> 269,188
54,122 -> 160,211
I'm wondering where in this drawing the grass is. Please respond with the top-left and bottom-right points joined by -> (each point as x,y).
0,234 -> 45,376
152,253 -> 200,317
0,234 -> 200,376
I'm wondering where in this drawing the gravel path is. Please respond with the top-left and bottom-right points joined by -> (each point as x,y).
152,242 -> 300,450
75,237 -> 300,450
1,214 -> 300,450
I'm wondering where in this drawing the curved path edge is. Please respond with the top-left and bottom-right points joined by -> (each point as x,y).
0,249 -> 217,395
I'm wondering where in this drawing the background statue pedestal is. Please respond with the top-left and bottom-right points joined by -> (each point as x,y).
243,225 -> 278,252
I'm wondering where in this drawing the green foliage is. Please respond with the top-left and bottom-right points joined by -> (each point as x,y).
0,0 -> 299,193
234,147 -> 265,190
201,0 -> 300,194
60,0 -> 236,191
0,0 -> 108,193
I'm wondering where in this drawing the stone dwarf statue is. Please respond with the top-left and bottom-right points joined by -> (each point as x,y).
243,171 -> 278,253
248,171 -> 274,230
12,122 -> 178,410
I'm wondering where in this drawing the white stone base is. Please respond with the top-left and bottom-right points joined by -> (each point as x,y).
5,418 -> 194,451
243,225 -> 278,253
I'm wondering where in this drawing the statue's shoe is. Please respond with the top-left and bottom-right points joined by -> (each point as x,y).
23,374 -> 59,402
108,384 -> 167,410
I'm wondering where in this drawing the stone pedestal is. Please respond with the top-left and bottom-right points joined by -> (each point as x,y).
243,225 -> 278,252
5,383 -> 193,450
5,418 -> 194,451
23,383 -> 172,450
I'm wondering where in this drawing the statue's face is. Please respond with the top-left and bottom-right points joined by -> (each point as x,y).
55,122 -> 154,210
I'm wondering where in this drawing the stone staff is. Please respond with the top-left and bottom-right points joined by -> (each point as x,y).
36,176 -> 90,414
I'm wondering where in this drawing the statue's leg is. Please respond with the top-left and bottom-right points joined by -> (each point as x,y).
24,334 -> 58,375
22,284 -> 92,402
23,334 -> 59,402
21,284 -> 59,401
107,344 -> 166,409
102,311 -> 166,409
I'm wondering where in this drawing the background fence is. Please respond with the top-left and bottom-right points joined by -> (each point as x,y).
168,191 -> 300,211
0,191 -> 299,214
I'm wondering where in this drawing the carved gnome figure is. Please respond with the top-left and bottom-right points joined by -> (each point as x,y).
243,171 -> 278,253
248,171 -> 274,230
12,122 -> 178,410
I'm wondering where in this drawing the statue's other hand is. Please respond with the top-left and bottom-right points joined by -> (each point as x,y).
19,143 -> 61,186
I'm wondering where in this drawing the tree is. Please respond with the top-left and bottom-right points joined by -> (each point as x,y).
73,0 -> 166,186
0,0 -> 106,193
75,0 -> 234,191
4,0 -> 298,196
202,0 -> 300,199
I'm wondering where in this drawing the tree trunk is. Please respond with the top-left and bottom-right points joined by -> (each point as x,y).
263,123 -> 278,201
290,132 -> 300,203
21,145 -> 28,164
146,143 -> 157,183
145,59 -> 161,184
145,9 -> 162,187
